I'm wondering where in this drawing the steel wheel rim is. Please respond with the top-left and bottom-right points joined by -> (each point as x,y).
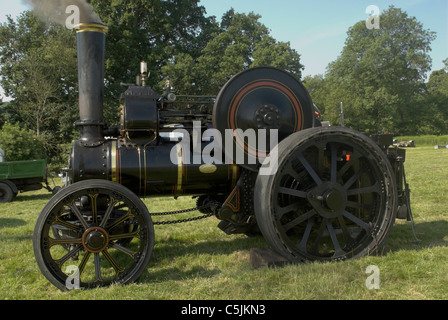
270,133 -> 394,261
36,183 -> 153,289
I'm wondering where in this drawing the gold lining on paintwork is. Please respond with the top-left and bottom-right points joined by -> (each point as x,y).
111,141 -> 117,182
176,143 -> 183,196
137,147 -> 143,196
74,23 -> 108,34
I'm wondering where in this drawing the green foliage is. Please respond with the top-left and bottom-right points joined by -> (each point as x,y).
0,11 -> 78,139
423,59 -> 448,134
0,123 -> 46,161
317,6 -> 438,135
161,9 -> 304,97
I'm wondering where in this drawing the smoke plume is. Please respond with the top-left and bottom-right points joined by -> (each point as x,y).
23,0 -> 102,25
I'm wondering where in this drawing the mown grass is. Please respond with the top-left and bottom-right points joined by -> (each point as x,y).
0,146 -> 447,300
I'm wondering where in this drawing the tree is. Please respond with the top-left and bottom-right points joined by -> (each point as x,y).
161,9 -> 304,97
0,123 -> 46,161
0,11 -> 78,139
324,6 -> 436,134
422,58 -> 448,134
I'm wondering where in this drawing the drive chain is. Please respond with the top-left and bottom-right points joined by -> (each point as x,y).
150,205 -> 216,225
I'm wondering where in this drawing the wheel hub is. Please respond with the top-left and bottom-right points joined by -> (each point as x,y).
322,190 -> 345,211
254,104 -> 281,129
82,226 -> 109,253
308,182 -> 347,219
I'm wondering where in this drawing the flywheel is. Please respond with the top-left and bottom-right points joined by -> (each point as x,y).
212,67 -> 314,171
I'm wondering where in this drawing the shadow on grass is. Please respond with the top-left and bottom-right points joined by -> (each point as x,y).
0,218 -> 27,229
140,235 -> 268,283
138,220 -> 448,284
156,234 -> 266,255
14,192 -> 53,202
387,219 -> 448,251
142,265 -> 222,284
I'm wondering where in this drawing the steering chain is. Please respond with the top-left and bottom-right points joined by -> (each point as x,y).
149,203 -> 219,225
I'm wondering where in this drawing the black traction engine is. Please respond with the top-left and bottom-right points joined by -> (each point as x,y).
33,23 -> 413,290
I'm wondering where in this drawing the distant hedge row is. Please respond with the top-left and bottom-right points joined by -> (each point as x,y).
395,135 -> 448,146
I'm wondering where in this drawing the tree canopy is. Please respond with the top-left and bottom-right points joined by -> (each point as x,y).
161,8 -> 303,96
304,6 -> 440,135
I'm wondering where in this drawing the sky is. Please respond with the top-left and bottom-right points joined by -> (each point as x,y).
0,0 -> 447,101
199,0 -> 448,77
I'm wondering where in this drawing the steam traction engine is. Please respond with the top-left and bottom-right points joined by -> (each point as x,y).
33,23 -> 412,290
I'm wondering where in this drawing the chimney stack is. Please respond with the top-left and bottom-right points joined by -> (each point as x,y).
74,23 -> 108,145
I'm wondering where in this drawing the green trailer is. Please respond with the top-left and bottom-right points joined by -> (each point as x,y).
0,159 -> 55,203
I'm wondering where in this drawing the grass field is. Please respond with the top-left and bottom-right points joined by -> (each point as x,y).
396,135 -> 448,146
0,145 -> 447,300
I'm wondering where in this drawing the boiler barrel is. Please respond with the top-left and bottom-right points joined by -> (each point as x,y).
70,140 -> 238,197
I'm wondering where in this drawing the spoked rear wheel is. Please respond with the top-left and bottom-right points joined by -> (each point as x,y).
33,180 -> 154,290
255,127 -> 397,262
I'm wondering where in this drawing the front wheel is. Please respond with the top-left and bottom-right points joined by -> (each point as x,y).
254,127 -> 397,263
33,180 -> 155,290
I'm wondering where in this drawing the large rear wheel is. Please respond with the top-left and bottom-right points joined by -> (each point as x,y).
254,127 -> 397,262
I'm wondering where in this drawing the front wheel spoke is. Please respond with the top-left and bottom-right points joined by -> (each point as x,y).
107,209 -> 135,231
102,249 -> 125,275
78,251 -> 91,278
109,229 -> 141,241
89,194 -> 99,225
48,237 -> 82,248
54,244 -> 83,267
94,253 -> 103,283
342,210 -> 371,231
99,197 -> 119,228
68,203 -> 89,230
52,217 -> 82,232
110,242 -> 138,259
